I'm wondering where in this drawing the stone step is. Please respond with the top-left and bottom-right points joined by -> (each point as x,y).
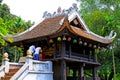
1,68 -> 20,80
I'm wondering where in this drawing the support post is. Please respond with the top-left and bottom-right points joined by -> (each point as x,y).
61,41 -> 66,57
93,67 -> 97,80
73,68 -> 77,80
61,60 -> 66,80
69,43 -> 71,58
78,63 -> 85,80
54,42 -> 57,58
78,63 -> 84,80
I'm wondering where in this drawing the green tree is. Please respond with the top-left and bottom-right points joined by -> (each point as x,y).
77,0 -> 120,79
0,0 -> 34,63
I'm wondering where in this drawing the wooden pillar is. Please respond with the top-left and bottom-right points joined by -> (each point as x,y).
54,42 -> 57,58
69,43 -> 71,58
93,49 -> 97,62
61,41 -> 66,57
73,68 -> 77,80
93,67 -> 97,80
61,60 -> 66,80
78,63 -> 84,80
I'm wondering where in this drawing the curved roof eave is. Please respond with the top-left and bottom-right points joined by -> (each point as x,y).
69,25 -> 116,44
67,11 -> 116,44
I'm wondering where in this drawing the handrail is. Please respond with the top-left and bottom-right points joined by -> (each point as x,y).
10,63 -> 29,80
0,66 -> 5,72
0,66 -> 5,77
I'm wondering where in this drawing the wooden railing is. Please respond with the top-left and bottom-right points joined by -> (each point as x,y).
55,52 -> 94,62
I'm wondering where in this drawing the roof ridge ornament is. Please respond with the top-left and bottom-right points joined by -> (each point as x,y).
42,3 -> 78,19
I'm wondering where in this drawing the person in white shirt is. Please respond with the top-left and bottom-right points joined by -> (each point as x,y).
33,47 -> 41,60
29,45 -> 35,53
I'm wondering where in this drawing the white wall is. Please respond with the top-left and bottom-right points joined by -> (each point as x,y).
22,72 -> 53,80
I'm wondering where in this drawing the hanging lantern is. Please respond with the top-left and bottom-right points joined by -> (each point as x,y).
68,37 -> 72,41
49,38 -> 53,43
73,39 -> 77,43
57,37 -> 61,41
63,36 -> 66,41
84,42 -> 87,46
79,40 -> 83,44
98,46 -> 101,49
89,43 -> 92,47
20,43 -> 23,47
93,45 -> 97,48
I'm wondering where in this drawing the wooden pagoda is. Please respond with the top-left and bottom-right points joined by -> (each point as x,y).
5,4 -> 116,80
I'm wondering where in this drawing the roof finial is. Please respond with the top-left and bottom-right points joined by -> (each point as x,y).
42,3 -> 78,19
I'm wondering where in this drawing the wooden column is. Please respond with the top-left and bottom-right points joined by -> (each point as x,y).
54,42 -> 57,58
69,43 -> 71,58
61,60 -> 66,80
78,63 -> 84,80
93,49 -> 97,62
60,40 -> 67,80
93,67 -> 97,80
61,41 -> 66,57
73,68 -> 77,80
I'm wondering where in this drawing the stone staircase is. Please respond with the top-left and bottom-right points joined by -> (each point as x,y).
0,53 -> 53,80
1,68 -> 20,80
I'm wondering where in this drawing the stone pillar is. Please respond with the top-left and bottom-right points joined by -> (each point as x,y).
3,52 -> 9,73
26,50 -> 33,70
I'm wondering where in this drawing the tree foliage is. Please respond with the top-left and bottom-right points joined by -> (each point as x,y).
0,1 -> 34,46
0,0 -> 34,62
77,0 -> 120,79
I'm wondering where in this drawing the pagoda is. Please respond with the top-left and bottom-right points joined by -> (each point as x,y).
5,3 -> 116,80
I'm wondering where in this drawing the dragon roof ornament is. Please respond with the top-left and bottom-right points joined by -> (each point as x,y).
42,3 -> 78,19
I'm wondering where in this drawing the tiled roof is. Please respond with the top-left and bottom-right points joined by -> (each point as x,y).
12,15 -> 65,42
4,12 -> 116,45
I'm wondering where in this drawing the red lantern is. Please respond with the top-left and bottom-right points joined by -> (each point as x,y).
89,43 -> 92,47
68,37 -> 72,41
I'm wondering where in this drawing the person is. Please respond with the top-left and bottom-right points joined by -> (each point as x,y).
33,47 -> 42,60
29,45 -> 35,54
